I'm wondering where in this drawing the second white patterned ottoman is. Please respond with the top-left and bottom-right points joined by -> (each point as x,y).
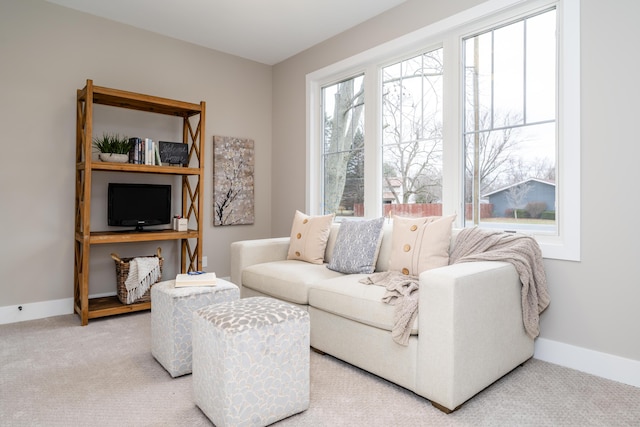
151,279 -> 239,377
193,296 -> 310,427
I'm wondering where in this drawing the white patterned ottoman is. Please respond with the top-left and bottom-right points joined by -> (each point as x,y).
151,279 -> 239,377
192,297 -> 310,427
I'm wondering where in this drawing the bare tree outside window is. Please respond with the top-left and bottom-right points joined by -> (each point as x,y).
381,48 -> 444,212
463,9 -> 557,231
319,9 -> 557,232
322,76 -> 364,216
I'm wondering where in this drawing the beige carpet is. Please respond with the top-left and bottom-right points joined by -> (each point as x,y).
1,311 -> 639,426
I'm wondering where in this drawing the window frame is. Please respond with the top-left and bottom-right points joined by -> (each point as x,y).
306,0 -> 580,261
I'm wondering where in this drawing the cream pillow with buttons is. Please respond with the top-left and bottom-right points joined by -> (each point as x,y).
286,210 -> 335,264
388,214 -> 456,275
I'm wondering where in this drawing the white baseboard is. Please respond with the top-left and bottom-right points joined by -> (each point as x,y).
2,298 -> 638,390
0,292 -> 116,325
0,298 -> 74,325
534,337 -> 640,388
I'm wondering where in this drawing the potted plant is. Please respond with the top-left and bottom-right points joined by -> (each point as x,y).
93,133 -> 133,163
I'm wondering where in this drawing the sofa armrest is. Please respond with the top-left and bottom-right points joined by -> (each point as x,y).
230,237 -> 290,287
415,261 -> 534,412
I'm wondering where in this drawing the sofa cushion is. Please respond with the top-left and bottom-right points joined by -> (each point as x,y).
389,214 -> 455,276
323,223 -> 341,264
374,222 -> 393,272
242,260 -> 344,305
287,210 -> 334,264
308,275 -> 418,335
327,217 -> 385,274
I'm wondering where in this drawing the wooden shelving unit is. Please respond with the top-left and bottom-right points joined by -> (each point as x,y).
74,79 -> 206,325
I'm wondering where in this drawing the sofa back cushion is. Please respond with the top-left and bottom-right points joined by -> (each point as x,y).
324,219 -> 461,273
375,222 -> 394,271
324,223 -> 341,264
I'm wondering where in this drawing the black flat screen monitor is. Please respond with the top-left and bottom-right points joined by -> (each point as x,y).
108,183 -> 171,231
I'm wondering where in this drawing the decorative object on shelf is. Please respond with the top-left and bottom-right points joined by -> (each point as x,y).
99,153 -> 129,163
173,216 -> 188,231
93,132 -> 133,163
213,135 -> 255,226
159,141 -> 189,166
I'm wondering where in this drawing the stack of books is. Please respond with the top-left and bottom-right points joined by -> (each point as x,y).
128,137 -> 161,165
175,271 -> 217,287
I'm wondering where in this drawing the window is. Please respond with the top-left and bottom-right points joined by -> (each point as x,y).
382,48 -> 444,217
307,0 -> 580,260
321,75 -> 365,216
463,9 -> 557,234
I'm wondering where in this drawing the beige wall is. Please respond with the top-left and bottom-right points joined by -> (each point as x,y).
271,0 -> 640,364
0,0 -> 272,306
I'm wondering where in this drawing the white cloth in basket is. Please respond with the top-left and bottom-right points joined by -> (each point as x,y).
124,256 -> 160,304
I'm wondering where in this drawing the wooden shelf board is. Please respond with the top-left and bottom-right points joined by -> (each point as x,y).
78,162 -> 201,176
88,296 -> 150,319
76,229 -> 199,244
89,85 -> 202,118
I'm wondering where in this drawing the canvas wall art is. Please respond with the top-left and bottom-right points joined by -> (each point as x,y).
213,135 -> 255,226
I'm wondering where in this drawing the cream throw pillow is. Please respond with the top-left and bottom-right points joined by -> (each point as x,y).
287,210 -> 335,264
389,214 -> 456,275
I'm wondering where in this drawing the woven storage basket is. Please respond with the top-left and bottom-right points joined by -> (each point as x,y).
111,248 -> 163,305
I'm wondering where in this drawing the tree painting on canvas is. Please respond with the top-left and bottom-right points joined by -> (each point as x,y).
213,136 -> 255,226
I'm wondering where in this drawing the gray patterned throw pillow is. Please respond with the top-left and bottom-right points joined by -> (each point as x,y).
327,217 -> 385,274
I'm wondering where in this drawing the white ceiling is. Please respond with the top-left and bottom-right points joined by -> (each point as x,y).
46,0 -> 408,65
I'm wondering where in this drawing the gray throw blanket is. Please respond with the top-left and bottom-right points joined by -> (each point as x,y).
359,271 -> 419,346
449,227 -> 550,339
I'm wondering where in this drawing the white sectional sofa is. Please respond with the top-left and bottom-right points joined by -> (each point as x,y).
230,219 -> 536,413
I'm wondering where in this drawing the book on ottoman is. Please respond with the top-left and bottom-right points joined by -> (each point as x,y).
175,272 -> 217,287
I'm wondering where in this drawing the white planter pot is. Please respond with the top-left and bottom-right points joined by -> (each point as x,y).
99,153 -> 129,163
